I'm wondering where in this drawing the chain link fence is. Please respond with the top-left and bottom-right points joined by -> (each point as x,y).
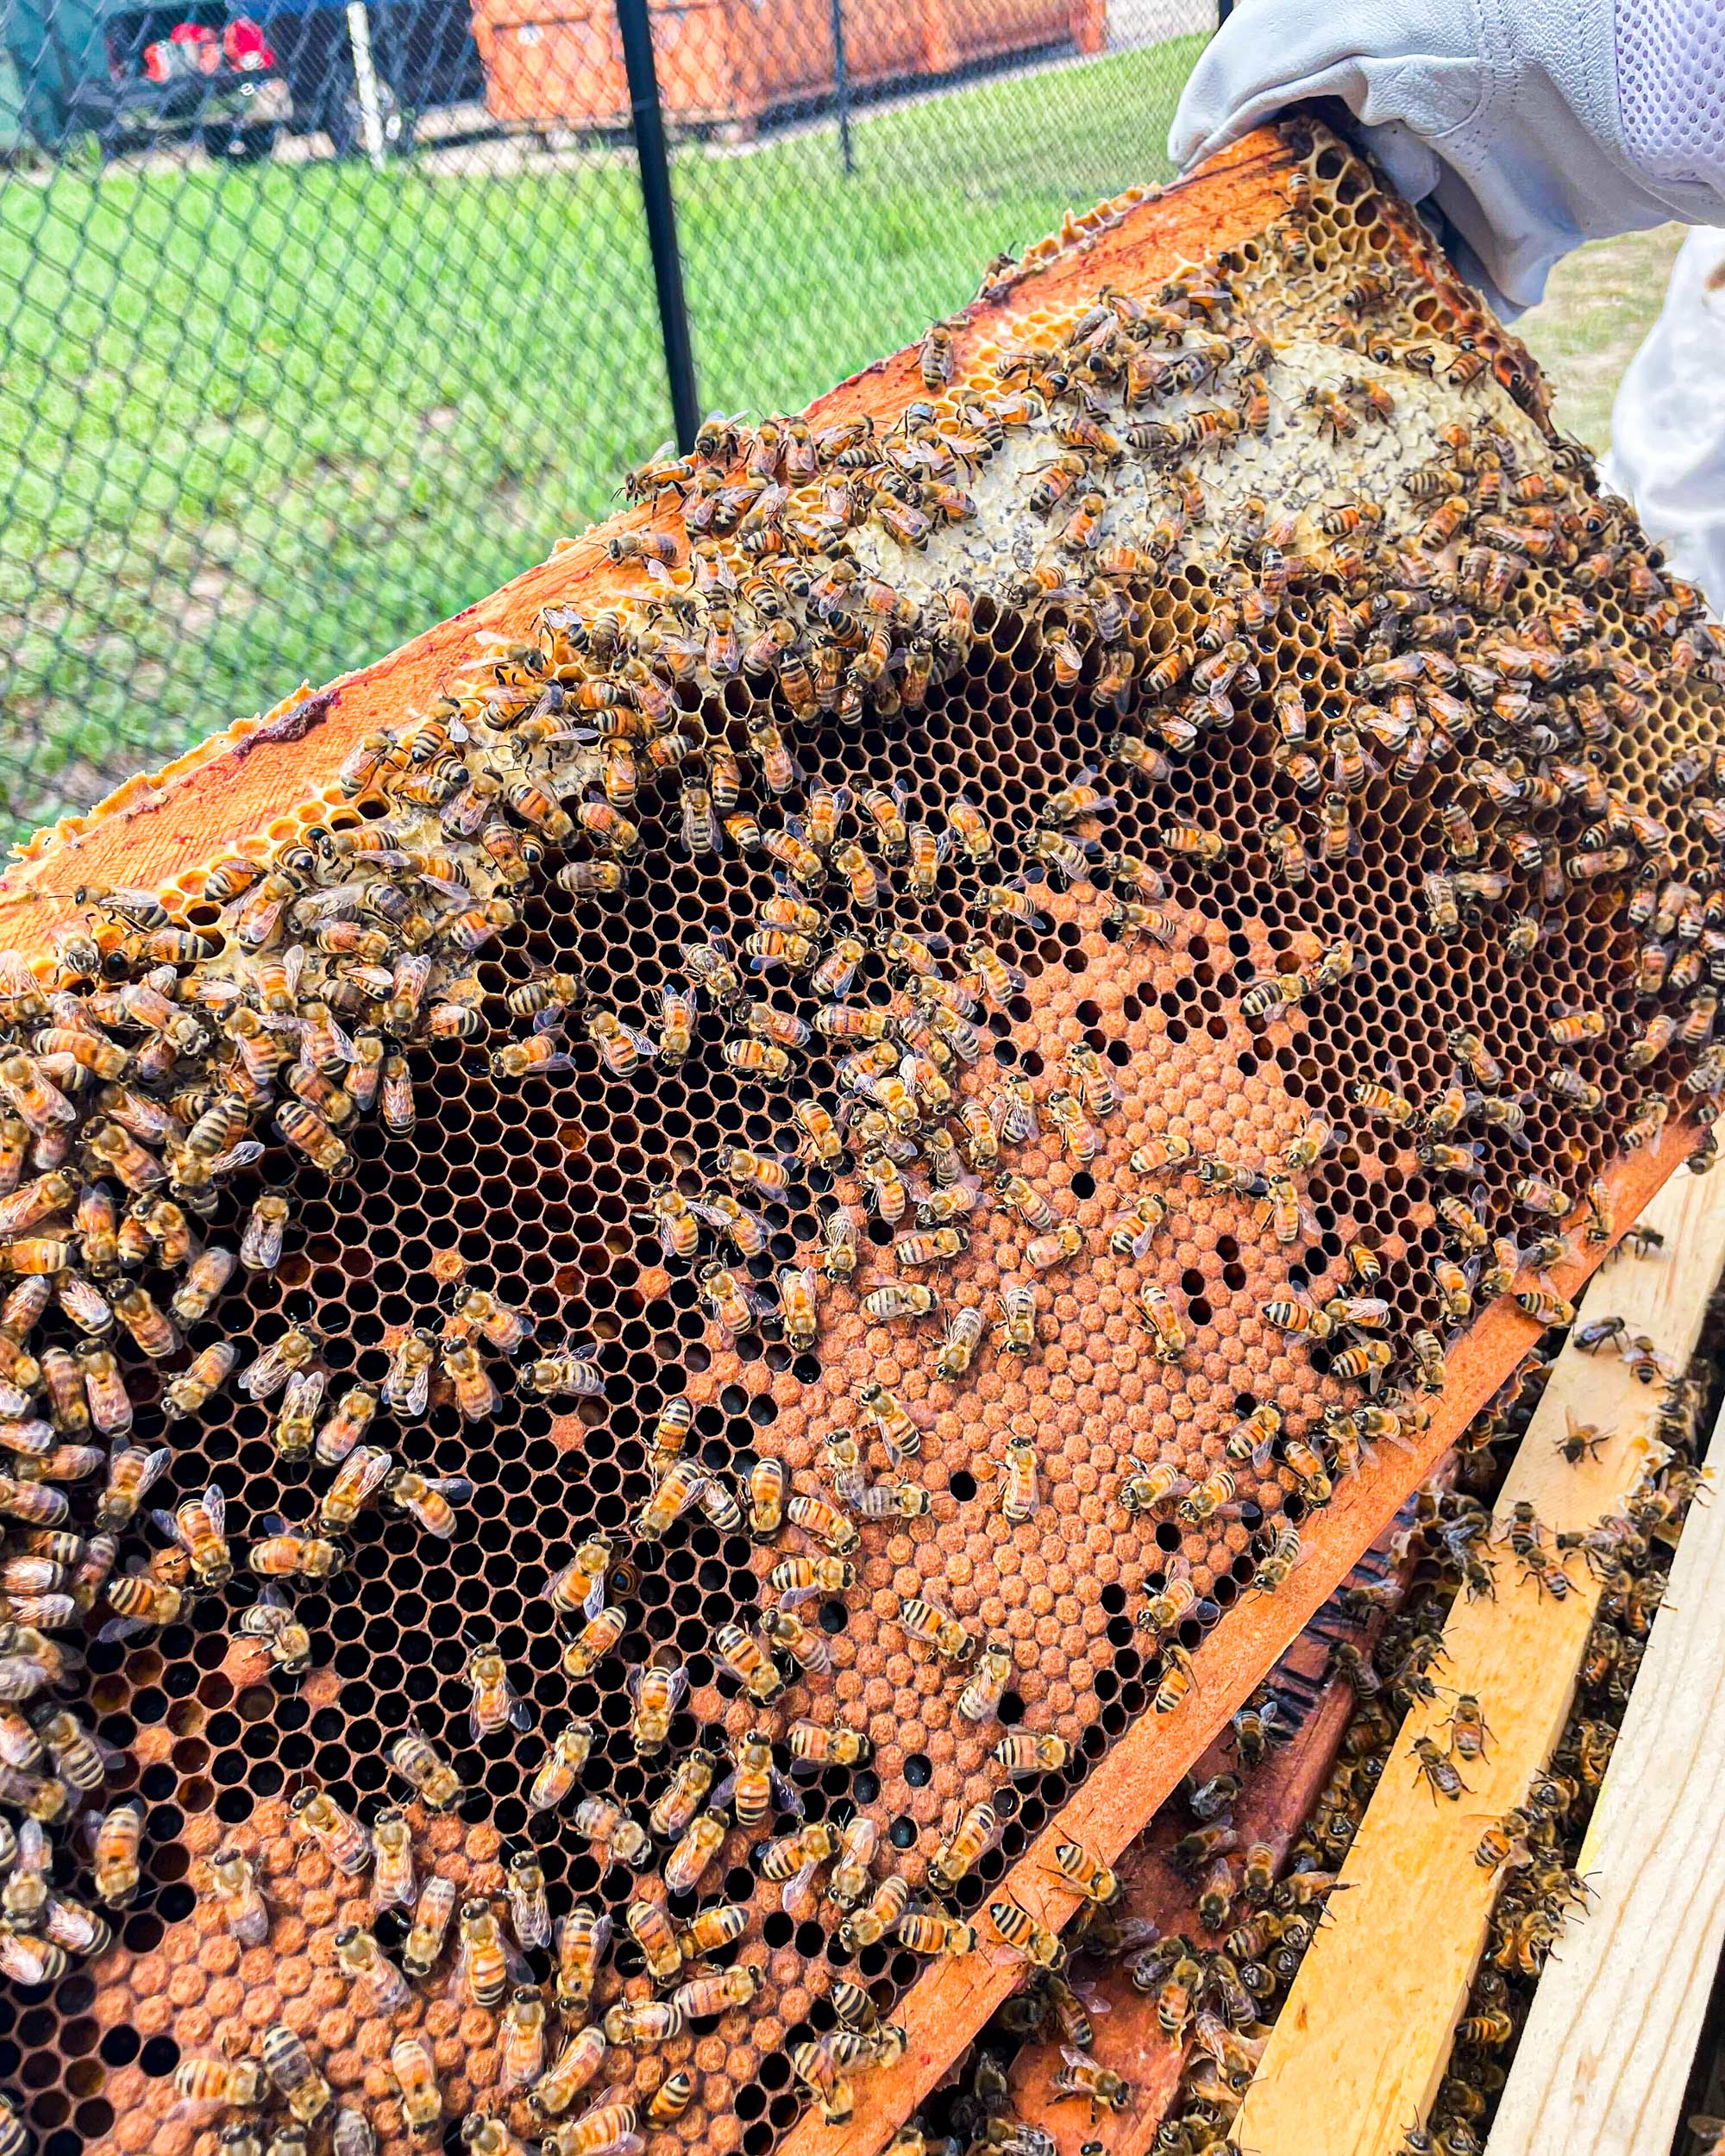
0,0 -> 1209,839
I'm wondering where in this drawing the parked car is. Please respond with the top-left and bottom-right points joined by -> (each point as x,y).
0,0 -> 481,157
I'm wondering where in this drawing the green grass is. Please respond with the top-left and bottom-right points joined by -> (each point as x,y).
1514,222 -> 1686,456
0,35 -> 1202,833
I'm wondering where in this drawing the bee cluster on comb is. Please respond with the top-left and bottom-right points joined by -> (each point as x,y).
0,116 -> 1717,2156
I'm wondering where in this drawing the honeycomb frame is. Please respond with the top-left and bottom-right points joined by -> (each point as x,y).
0,119 -> 1716,2156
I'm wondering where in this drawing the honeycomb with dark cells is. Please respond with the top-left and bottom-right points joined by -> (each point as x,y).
0,116 -> 1719,2156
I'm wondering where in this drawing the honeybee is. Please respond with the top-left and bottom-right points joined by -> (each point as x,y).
389,2036 -> 441,2137
697,1259 -> 775,1343
1222,1402 -> 1282,1474
626,1661 -> 688,1757
521,2026 -> 607,2129
714,1620 -> 784,1702
451,1896 -> 519,2010
574,1796 -> 651,1869
647,1395 -> 693,1470
362,1808 -> 416,1910
825,1816 -> 879,1910
1044,1837 -> 1120,1905
153,1483 -> 232,1588
790,1097 -> 843,1169
1441,1692 -> 1493,1764
856,1380 -> 921,1460
988,1281 -> 1037,1361
89,1440 -> 168,1535
457,1639 -> 526,1742
774,1262 -> 819,1352
1045,1087 -> 1101,1163
388,1722 -> 464,1810
787,1492 -> 858,1554
91,1798 -> 145,1905
736,1457 -> 786,1545
925,1802 -> 998,1892
1135,1281 -> 1189,1361
793,2037 -> 855,2126
1154,1643 -> 1199,1714
987,1896 -> 1065,1970
897,1594 -> 975,1662
996,1432 -> 1039,1518
1178,1467 -> 1240,1528
384,1465 -> 472,1541
260,2023 -> 334,2127
1026,1222 -> 1084,1271
768,1553 -> 854,1601
1117,1454 -> 1185,1516
291,1787 -> 369,1875
1411,1733 -> 1467,1802
172,2057 -> 268,2111
785,1721 -> 870,1776
543,1537 -> 612,1627
248,1517 -> 345,1581
966,938 -> 1028,1010
1513,1175 -> 1574,1220
897,1908 -> 976,1957
1050,2047 -> 1131,2114
619,1890 -> 683,1991
1257,1170 -> 1315,1249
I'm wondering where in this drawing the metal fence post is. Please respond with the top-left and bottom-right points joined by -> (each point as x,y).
616,0 -> 702,454
1216,0 -> 1234,20
831,0 -> 854,176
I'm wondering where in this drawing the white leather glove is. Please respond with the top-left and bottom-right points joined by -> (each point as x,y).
1169,0 -> 1725,317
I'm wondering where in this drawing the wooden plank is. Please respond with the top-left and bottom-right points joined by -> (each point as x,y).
777,1132 -> 1685,2156
1232,1168 -> 1725,2156
1484,1311 -> 1725,2156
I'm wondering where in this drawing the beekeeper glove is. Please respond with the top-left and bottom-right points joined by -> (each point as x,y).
1169,0 -> 1725,317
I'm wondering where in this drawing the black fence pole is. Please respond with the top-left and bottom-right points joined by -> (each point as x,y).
830,0 -> 854,176
1216,0 -> 1234,20
616,0 -> 701,454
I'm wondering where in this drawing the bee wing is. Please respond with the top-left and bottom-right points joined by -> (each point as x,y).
15,1817 -> 47,1875
507,1691 -> 533,1733
708,1770 -> 740,1813
780,1856 -> 821,1915
427,1475 -> 475,1504
202,1483 -> 227,1536
347,1457 -> 397,1509
166,2094 -> 231,2127
126,1444 -> 172,1492
742,1278 -> 780,1323
96,1613 -> 151,1645
147,1508 -> 184,1550
1123,1218 -> 1163,1260
768,1770 -> 806,1819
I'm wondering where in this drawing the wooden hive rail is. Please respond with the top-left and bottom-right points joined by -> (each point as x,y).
1484,1289 -> 1725,2154
1233,1168 -> 1725,2156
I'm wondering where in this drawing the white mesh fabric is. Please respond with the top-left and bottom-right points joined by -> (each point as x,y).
1615,0 -> 1725,189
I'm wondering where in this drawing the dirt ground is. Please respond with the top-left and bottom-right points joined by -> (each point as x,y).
1515,222 -> 1688,455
